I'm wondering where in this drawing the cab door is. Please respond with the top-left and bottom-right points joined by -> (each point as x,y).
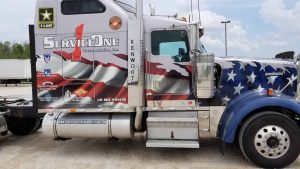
146,29 -> 195,107
55,0 -> 107,107
54,0 -> 129,109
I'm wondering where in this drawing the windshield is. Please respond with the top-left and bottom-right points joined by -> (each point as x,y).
114,0 -> 136,14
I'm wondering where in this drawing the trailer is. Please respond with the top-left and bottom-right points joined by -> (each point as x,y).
1,0 -> 300,168
0,96 -> 42,136
0,59 -> 31,86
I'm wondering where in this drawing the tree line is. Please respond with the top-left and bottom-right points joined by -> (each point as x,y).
0,41 -> 30,59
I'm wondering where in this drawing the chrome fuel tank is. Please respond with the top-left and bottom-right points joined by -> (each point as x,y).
43,113 -> 134,139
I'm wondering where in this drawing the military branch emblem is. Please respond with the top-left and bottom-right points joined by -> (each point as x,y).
39,8 -> 54,29
43,53 -> 51,63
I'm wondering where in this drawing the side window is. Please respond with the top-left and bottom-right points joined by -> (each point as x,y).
151,30 -> 190,62
61,0 -> 106,15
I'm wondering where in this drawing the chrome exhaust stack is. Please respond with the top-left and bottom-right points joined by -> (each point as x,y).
43,113 -> 134,140
195,53 -> 215,98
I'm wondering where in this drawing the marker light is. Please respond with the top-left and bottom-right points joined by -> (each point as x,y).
109,16 -> 122,30
69,109 -> 77,113
267,88 -> 273,96
180,17 -> 187,22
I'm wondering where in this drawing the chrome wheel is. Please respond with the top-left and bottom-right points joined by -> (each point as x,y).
239,112 -> 300,168
254,125 -> 290,159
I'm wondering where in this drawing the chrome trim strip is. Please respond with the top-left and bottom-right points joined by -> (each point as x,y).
38,108 -> 135,113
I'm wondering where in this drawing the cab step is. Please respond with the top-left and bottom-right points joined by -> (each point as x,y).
146,139 -> 199,148
146,111 -> 199,148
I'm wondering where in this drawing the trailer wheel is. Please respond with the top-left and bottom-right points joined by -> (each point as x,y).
5,117 -> 42,136
239,111 -> 300,168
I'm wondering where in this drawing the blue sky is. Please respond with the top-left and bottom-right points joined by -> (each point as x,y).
0,0 -> 299,58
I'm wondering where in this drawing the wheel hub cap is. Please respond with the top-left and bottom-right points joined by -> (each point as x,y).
254,125 -> 290,159
267,136 -> 280,148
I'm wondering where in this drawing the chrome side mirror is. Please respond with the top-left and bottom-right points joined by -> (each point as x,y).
295,53 -> 300,101
189,23 -> 199,51
295,53 -> 300,68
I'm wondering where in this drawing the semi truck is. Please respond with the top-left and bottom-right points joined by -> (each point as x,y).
0,0 -> 300,168
0,59 -> 31,86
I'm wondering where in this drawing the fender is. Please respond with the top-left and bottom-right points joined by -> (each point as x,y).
218,91 -> 300,143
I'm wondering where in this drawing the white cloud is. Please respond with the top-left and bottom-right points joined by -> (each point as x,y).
228,24 -> 247,38
260,0 -> 300,34
0,0 -> 35,42
257,33 -> 289,48
199,10 -> 259,56
255,0 -> 300,57
201,10 -> 226,30
202,35 -> 224,50
199,0 -> 300,57
227,24 -> 260,54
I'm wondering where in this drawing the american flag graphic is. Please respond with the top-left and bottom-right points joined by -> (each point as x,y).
36,24 -> 194,109
35,24 -> 298,110
209,58 -> 298,106
36,24 -> 131,109
145,56 -> 194,101
36,51 -> 129,109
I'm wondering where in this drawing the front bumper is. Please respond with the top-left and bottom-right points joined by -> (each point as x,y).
0,115 -> 7,133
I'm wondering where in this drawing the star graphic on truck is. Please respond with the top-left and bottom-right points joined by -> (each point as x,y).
234,83 -> 244,95
41,9 -> 52,21
247,72 -> 256,84
227,70 -> 237,82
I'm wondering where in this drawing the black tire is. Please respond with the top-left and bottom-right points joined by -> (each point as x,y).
1,131 -> 8,136
5,116 -> 42,136
239,111 -> 300,168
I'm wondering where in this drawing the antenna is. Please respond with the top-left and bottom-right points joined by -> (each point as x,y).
149,3 -> 155,16
190,0 -> 193,22
197,0 -> 201,25
186,0 -> 190,22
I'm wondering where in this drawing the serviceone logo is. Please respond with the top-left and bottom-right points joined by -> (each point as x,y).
43,35 -> 120,49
